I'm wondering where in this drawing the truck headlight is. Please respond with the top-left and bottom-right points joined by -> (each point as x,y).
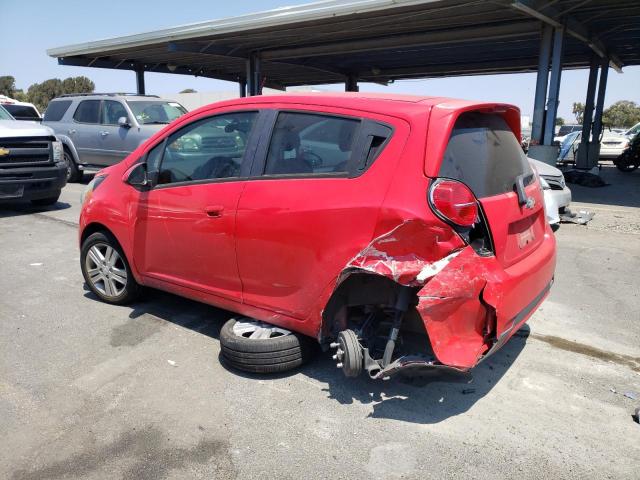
52,141 -> 64,164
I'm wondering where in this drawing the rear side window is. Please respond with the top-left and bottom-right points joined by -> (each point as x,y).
265,112 -> 360,175
73,100 -> 101,124
44,100 -> 72,121
439,112 -> 533,198
3,104 -> 40,120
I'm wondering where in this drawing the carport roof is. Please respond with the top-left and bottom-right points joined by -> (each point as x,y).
47,0 -> 640,88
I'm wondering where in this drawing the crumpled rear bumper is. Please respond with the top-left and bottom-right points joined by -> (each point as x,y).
337,219 -> 556,372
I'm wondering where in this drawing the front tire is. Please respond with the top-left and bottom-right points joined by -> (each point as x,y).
219,318 -> 316,374
80,231 -> 139,305
64,150 -> 82,183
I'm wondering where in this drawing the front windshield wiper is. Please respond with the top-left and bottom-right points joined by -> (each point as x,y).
143,121 -> 170,125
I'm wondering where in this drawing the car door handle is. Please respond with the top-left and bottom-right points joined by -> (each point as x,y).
68,129 -> 76,134
100,131 -> 110,136
205,205 -> 224,217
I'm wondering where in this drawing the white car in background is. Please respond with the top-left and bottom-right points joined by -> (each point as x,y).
0,95 -> 42,121
557,130 -> 629,162
529,158 -> 571,227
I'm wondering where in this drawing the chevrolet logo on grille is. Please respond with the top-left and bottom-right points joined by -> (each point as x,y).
0,147 -> 10,156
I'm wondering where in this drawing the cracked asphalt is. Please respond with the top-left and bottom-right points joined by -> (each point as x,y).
1,166 -> 639,479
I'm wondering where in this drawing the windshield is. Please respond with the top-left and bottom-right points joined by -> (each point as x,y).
127,100 -> 187,125
3,104 -> 40,120
0,104 -> 14,120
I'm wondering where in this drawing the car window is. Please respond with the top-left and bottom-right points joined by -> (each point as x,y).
265,112 -> 360,175
101,101 -> 129,125
3,104 -> 40,120
439,112 -> 533,198
44,100 -> 72,121
156,111 -> 258,185
0,105 -> 13,120
127,101 -> 187,125
73,100 -> 101,124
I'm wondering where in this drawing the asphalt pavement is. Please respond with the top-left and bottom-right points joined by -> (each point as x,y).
1,168 -> 639,479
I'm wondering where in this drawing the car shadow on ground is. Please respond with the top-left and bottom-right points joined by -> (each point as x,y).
84,285 -> 529,425
0,201 -> 71,218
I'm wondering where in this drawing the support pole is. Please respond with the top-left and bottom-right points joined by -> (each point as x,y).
246,53 -> 262,96
543,27 -> 564,146
592,57 -> 609,143
576,56 -> 599,168
531,24 -> 553,145
135,69 -> 146,95
345,74 -> 359,92
239,78 -> 247,98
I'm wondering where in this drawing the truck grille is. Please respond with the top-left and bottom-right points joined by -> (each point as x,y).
0,136 -> 53,167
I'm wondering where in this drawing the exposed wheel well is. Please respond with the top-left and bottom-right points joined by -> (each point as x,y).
320,272 -> 426,343
81,223 -> 118,248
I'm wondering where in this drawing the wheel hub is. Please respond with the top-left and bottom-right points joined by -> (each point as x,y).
330,329 -> 363,377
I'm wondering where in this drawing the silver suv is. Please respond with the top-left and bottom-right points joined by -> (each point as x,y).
43,93 -> 187,182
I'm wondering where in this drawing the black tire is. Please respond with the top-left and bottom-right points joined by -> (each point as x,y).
219,318 -> 316,374
64,149 -> 82,182
80,231 -> 139,305
616,163 -> 638,172
31,192 -> 60,206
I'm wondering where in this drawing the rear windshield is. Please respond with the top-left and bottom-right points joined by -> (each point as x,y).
44,100 -> 72,122
439,112 -> 533,198
3,104 -> 40,120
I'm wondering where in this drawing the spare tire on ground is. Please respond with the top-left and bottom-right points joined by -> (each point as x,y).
219,318 -> 317,374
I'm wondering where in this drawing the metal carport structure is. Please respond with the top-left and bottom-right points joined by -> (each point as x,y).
47,0 -> 640,168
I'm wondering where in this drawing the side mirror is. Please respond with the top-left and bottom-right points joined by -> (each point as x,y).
126,162 -> 153,188
118,116 -> 131,128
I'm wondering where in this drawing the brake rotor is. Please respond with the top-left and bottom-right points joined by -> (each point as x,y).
331,329 -> 363,377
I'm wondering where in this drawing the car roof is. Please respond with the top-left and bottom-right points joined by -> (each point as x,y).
197,92 -> 519,118
56,94 -> 162,101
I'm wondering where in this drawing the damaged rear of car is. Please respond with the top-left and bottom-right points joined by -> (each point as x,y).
321,101 -> 556,379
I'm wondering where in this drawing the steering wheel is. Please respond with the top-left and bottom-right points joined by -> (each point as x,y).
300,150 -> 323,168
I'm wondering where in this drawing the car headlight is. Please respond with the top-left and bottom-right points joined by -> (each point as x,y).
81,175 -> 107,205
52,140 -> 64,164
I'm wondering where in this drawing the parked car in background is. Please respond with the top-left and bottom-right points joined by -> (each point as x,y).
0,104 -> 66,206
0,95 -> 42,122
554,124 -> 582,144
557,130 -> 629,163
529,158 -> 571,227
43,93 -> 187,182
78,93 -> 556,381
624,122 -> 640,139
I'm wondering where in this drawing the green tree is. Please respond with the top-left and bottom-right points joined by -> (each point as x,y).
602,100 -> 640,128
572,102 -> 585,124
0,76 -> 18,97
26,76 -> 95,111
179,88 -> 197,93
555,117 -> 565,126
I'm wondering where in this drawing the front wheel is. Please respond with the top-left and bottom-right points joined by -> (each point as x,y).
64,150 -> 82,182
80,231 -> 139,305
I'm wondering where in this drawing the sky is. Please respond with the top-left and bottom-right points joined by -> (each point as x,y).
1,0 -> 638,121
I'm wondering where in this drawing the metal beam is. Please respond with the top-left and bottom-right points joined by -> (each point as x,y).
239,78 -> 247,98
345,74 -> 359,92
510,0 -> 624,71
261,22 -> 538,60
532,24 -> 553,145
592,56 -> 609,144
543,27 -> 564,146
576,55 -> 599,168
135,69 -> 145,95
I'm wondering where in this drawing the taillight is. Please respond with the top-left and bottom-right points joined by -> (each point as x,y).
429,179 -> 478,227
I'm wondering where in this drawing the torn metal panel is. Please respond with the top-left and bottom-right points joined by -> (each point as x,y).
341,219 -> 464,287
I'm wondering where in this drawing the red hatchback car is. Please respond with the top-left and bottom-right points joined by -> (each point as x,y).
79,93 -> 556,379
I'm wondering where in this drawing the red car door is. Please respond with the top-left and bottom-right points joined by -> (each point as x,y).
236,108 -> 407,320
132,110 -> 261,302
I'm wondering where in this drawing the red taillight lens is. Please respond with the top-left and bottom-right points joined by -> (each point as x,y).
429,179 -> 478,227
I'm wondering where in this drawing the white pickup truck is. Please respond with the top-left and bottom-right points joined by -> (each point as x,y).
0,104 -> 67,205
